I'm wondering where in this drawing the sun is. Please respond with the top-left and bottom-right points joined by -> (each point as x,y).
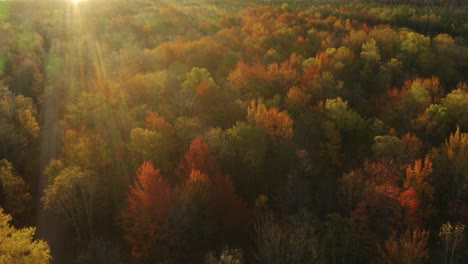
70,0 -> 84,3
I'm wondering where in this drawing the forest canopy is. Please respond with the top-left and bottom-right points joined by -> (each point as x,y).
0,0 -> 467,263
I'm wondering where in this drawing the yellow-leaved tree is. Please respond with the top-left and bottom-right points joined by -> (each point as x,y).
0,208 -> 51,264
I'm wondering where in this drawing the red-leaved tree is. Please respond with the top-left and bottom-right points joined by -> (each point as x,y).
124,161 -> 175,263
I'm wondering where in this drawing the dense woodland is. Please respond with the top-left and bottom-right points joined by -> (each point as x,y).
0,0 -> 467,263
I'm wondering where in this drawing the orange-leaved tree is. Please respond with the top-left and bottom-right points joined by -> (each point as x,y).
124,161 -> 175,264
174,138 -> 251,262
176,137 -> 218,182
402,157 -> 434,227
247,99 -> 294,143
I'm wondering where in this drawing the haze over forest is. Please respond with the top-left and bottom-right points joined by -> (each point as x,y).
0,0 -> 467,263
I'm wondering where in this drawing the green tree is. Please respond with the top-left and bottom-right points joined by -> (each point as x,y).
442,88 -> 468,130
372,135 -> 404,161
178,67 -> 214,116
324,97 -> 370,167
412,104 -> 450,142
225,122 -> 266,200
400,32 -> 431,72
405,81 -> 431,120
360,39 -> 382,93
130,128 -> 173,173
432,34 -> 461,84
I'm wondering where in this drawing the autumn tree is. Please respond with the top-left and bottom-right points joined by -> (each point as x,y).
247,99 -> 293,143
124,161 -> 175,263
254,210 -> 321,264
178,67 -> 215,116
0,86 -> 40,178
285,86 -> 311,115
247,99 -> 296,200
351,160 -> 403,238
227,55 -> 300,100
205,248 -> 244,264
412,104 -> 450,143
0,159 -> 31,219
380,229 -> 430,264
439,222 -> 466,264
176,137 -> 218,182
130,111 -> 176,174
120,70 -> 168,110
431,127 -> 468,203
42,166 -> 98,240
173,138 -> 251,261
174,116 -> 203,153
401,133 -> 424,164
193,80 -> 243,128
338,171 -> 365,216
403,157 -> 434,226
0,208 -> 51,264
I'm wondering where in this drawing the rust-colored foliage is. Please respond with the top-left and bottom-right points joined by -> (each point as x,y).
404,157 -> 433,190
257,107 -> 294,142
145,111 -> 173,133
403,77 -> 442,104
352,162 -> 403,235
177,137 -> 218,181
352,185 -> 402,238
301,67 -> 320,88
353,157 -> 435,236
177,139 -> 250,232
248,100 -> 294,142
376,87 -> 408,117
208,172 -> 251,238
193,80 -> 229,127
352,157 -> 432,237
125,161 -> 175,263
381,229 -> 430,264
303,52 -> 336,79
399,188 -> 422,228
363,160 -> 401,186
402,133 -> 423,163
227,55 -> 300,99
227,62 -> 270,97
404,157 -> 435,224
175,142 -> 251,261
286,86 -> 311,112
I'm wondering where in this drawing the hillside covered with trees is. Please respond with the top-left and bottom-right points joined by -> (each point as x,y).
0,0 -> 467,263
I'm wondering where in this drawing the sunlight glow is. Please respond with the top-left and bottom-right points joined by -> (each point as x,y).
71,0 -> 84,3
